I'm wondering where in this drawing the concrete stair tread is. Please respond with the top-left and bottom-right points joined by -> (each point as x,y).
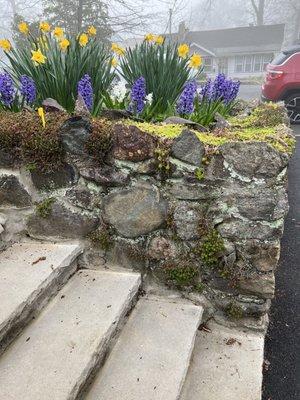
0,242 -> 82,349
0,269 -> 141,400
86,296 -> 203,400
180,321 -> 264,400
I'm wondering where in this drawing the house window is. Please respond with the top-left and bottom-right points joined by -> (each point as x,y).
234,53 -> 273,73
203,57 -> 213,73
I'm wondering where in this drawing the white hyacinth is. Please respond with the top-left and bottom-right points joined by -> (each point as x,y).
145,92 -> 153,105
110,81 -> 127,103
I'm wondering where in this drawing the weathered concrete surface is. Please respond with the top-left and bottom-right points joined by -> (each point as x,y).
0,270 -> 141,400
86,297 -> 203,400
180,321 -> 264,400
0,242 -> 82,353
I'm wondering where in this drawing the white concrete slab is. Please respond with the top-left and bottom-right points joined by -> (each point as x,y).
0,242 -> 82,350
86,297 -> 203,400
0,269 -> 141,400
180,321 -> 264,400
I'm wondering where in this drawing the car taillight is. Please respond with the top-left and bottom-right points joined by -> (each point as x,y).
267,70 -> 284,80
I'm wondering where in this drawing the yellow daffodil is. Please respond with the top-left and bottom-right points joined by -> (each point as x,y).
38,107 -> 46,128
53,27 -> 64,38
0,39 -> 11,52
178,43 -> 189,58
155,35 -> 164,45
31,49 -> 47,65
111,43 -> 125,56
87,26 -> 97,36
18,21 -> 29,35
79,33 -> 89,47
39,21 -> 51,33
111,57 -> 118,67
189,53 -> 202,68
144,33 -> 154,42
59,38 -> 70,51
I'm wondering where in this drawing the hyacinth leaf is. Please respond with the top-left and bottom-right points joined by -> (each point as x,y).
120,41 -> 202,115
3,35 -> 115,113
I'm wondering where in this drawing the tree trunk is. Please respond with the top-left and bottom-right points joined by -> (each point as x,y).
250,0 -> 265,25
291,7 -> 300,44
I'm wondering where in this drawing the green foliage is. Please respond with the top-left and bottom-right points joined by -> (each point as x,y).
194,167 -> 204,181
199,229 -> 225,267
43,0 -> 112,42
86,119 -> 113,164
165,264 -> 199,288
4,31 -> 115,113
225,302 -> 244,320
89,224 -> 113,251
36,197 -> 55,218
120,41 -> 201,115
154,143 -> 171,182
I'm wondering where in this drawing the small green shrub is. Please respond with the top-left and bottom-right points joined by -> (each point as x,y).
165,264 -> 199,287
199,229 -> 225,267
89,224 -> 114,251
194,167 -> 204,181
225,302 -> 244,319
154,143 -> 171,182
36,197 -> 55,218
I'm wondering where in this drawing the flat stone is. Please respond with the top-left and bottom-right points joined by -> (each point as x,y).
236,240 -> 280,272
238,272 -> 275,299
168,181 -> 219,200
221,142 -> 289,179
171,129 -> 204,166
103,184 -> 167,238
112,123 -> 157,162
0,174 -> 31,208
42,98 -> 66,113
60,116 -> 91,156
164,116 -> 208,132
180,321 -> 264,400
27,201 -> 99,239
147,236 -> 179,260
31,164 -> 77,191
80,166 -> 130,187
173,201 -> 207,240
66,187 -> 101,210
218,219 -> 283,241
0,270 -> 141,400
0,242 -> 82,354
86,297 -> 203,400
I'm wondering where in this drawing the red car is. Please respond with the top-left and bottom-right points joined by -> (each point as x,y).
262,45 -> 300,124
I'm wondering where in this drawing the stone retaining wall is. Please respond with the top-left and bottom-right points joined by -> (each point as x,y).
0,117 -> 292,328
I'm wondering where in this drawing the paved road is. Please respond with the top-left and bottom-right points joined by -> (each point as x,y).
262,125 -> 300,400
238,84 -> 261,101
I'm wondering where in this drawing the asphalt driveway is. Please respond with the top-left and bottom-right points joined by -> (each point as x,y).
262,125 -> 300,400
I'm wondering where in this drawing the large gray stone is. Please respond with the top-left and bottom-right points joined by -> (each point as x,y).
168,181 -> 219,200
103,184 -> 167,238
0,174 -> 31,208
66,187 -> 101,211
218,219 -> 283,241
31,164 -> 77,191
27,201 -> 99,239
60,116 -> 91,156
0,270 -> 141,400
236,240 -> 280,272
221,142 -> 289,179
171,130 -> 204,166
238,272 -> 275,299
147,236 -> 179,260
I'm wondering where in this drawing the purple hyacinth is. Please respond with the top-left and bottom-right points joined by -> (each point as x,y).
201,74 -> 240,104
20,75 -> 36,105
129,77 -> 146,114
0,72 -> 15,107
176,80 -> 197,115
77,74 -> 93,111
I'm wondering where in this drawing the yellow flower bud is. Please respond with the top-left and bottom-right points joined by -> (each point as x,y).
0,39 -> 12,52
178,43 -> 189,58
18,21 -> 29,35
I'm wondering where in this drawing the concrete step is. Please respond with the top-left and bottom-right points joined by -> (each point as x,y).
180,321 -> 264,400
0,241 -> 82,353
0,269 -> 141,400
86,297 -> 203,400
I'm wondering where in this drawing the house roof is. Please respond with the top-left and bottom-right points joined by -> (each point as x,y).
173,24 -> 285,55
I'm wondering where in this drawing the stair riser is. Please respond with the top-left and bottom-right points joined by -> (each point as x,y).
70,284 -> 141,400
0,259 -> 78,356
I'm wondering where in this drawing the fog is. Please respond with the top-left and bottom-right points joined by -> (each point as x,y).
0,0 -> 299,45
